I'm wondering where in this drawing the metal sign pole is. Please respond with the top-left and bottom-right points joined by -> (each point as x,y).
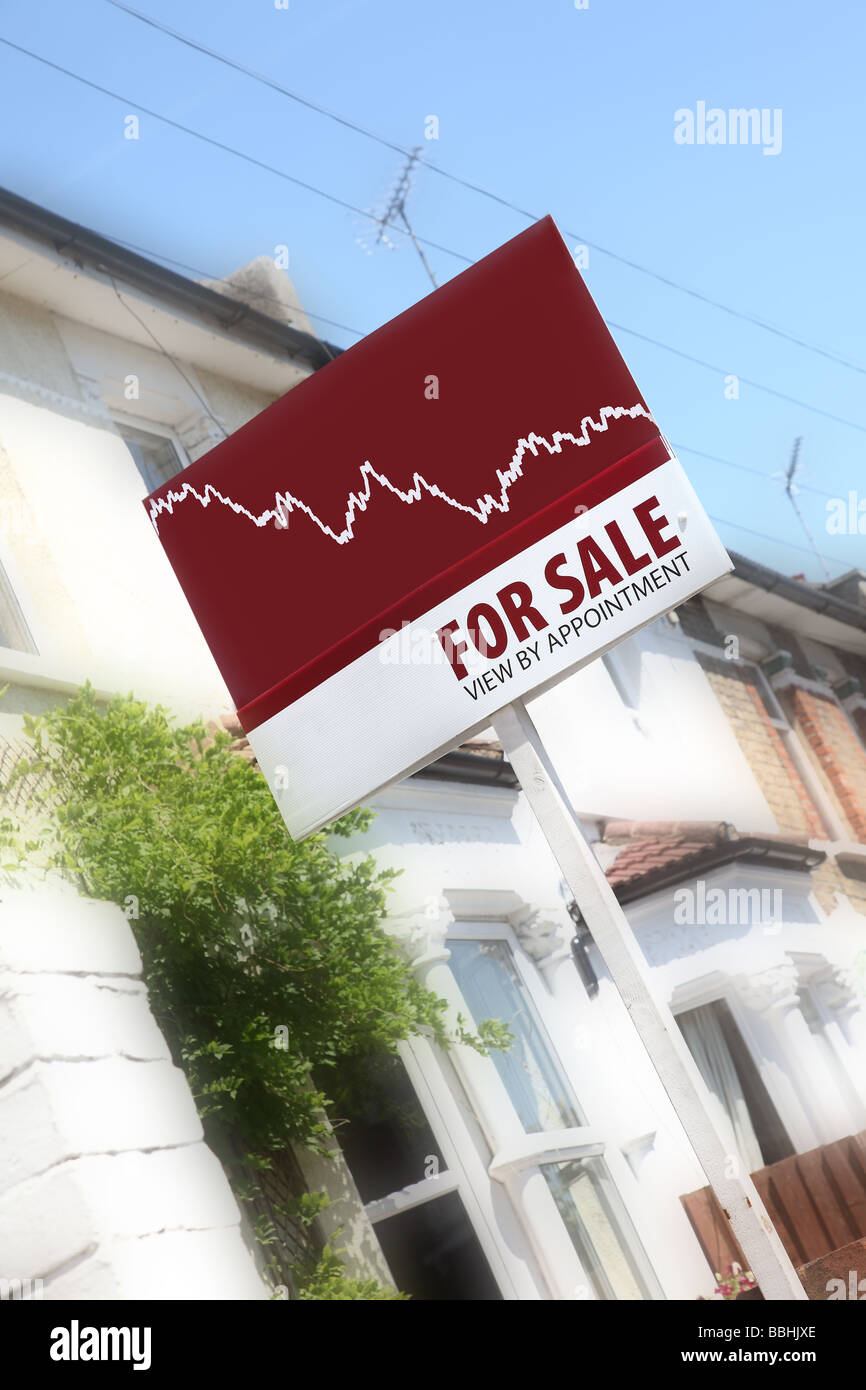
492,696 -> 807,1301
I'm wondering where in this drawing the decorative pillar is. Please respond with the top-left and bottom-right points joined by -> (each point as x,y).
507,904 -> 574,987
809,964 -> 866,1126
386,897 -> 454,985
737,963 -> 822,1150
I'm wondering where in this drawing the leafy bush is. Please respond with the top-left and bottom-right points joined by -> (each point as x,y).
7,685 -> 453,1159
295,1247 -> 409,1301
5,686 -> 513,1297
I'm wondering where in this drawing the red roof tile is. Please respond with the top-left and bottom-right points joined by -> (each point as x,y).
605,838 -> 722,889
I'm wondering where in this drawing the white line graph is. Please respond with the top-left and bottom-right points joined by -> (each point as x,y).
148,403 -> 655,544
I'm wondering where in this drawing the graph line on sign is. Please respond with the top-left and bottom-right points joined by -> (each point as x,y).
147,402 -> 656,542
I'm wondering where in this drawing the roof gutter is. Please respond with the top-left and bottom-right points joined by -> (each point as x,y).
727,551 -> 866,636
614,835 -> 826,905
413,750 -> 519,789
0,186 -> 340,372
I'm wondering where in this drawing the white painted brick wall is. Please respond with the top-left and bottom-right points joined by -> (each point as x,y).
0,887 -> 266,1299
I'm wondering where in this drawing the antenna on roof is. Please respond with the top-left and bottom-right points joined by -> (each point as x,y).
358,147 -> 439,290
783,437 -> 832,581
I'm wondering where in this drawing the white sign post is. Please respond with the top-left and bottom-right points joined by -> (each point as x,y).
492,697 -> 808,1301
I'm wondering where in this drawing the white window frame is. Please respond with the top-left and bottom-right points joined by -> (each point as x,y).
439,919 -> 665,1300
0,531 -> 39,657
111,412 -> 190,493
350,1038 -> 533,1297
361,1037 -> 529,1300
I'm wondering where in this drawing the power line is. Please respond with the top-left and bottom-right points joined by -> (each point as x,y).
671,442 -> 835,499
105,238 -> 866,493
7,35 -> 866,438
707,513 -> 848,572
111,255 -> 855,575
0,37 -> 473,271
3,44 -> 861,576
69,215 -> 866,516
104,0 -> 866,381
107,278 -> 856,576
568,243 -> 866,380
113,231 -> 866,438
108,276 -> 229,438
112,225 -> 866,465
104,0 -> 410,156
608,320 -> 866,435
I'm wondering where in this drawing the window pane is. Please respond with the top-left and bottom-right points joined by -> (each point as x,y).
544,1157 -> 657,1301
322,1051 -> 444,1205
448,938 -> 584,1132
374,1190 -> 502,1300
119,424 -> 182,494
0,558 -> 36,653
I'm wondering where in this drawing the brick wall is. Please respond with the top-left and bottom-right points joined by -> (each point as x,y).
691,620 -> 866,920
810,855 -> 866,918
697,655 -> 824,837
786,688 -> 866,842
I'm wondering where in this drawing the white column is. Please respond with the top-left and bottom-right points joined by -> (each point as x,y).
737,964 -> 824,1149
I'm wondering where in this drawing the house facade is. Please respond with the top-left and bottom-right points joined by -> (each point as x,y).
340,576 -> 866,1299
1,187 -> 866,1300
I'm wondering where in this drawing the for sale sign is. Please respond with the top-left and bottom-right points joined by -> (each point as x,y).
145,217 -> 731,837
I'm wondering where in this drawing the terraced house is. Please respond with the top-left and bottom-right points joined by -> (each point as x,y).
1,186 -> 865,1301
346,566 -> 866,1299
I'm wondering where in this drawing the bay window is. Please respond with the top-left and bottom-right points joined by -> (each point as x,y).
445,925 -> 663,1299
336,915 -> 664,1299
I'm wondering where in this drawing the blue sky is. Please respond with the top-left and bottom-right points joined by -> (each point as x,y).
1,0 -> 864,582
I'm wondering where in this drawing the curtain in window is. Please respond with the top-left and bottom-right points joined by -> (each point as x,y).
678,1003 -> 764,1172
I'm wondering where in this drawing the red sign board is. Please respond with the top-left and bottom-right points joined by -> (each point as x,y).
145,217 -> 731,836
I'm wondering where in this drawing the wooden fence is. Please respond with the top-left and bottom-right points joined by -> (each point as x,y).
681,1129 -> 866,1278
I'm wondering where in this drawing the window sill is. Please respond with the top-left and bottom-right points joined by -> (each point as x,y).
364,1169 -> 460,1223
488,1128 -> 606,1182
810,839 -> 866,871
0,647 -> 113,699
